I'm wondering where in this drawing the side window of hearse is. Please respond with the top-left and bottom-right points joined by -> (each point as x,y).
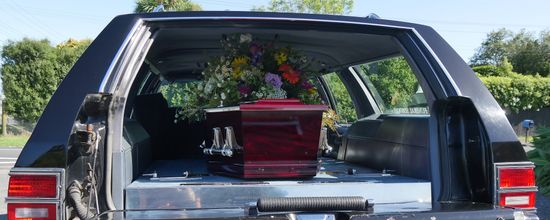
322,73 -> 358,123
356,56 -> 429,115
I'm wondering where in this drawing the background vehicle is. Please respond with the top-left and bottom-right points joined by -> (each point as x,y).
5,12 -> 538,220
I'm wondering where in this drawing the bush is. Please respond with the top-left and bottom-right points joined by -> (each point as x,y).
527,127 -> 550,195
472,65 -> 500,76
480,74 -> 550,112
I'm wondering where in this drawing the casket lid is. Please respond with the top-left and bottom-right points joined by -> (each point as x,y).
204,99 -> 327,112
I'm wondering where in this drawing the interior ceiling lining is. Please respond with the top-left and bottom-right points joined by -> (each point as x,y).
147,27 -> 400,79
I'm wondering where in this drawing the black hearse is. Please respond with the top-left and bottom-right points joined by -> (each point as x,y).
6,12 -> 539,220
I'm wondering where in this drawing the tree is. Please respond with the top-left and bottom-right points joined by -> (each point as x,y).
471,29 -> 550,76
507,30 -> 550,76
361,57 -> 418,109
135,0 -> 201,13
0,38 -> 90,122
470,28 -> 511,66
323,73 -> 356,123
253,0 -> 354,15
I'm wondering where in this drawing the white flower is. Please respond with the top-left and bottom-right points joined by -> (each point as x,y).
240,33 -> 252,43
221,92 -> 226,100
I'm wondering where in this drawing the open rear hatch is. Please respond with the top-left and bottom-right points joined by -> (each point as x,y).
124,158 -> 431,218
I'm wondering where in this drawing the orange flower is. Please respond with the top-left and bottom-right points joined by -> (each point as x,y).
279,64 -> 300,84
278,64 -> 292,72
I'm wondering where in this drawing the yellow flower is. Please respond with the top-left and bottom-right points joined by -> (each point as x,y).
275,51 -> 288,65
307,88 -> 317,95
232,56 -> 249,68
322,109 -> 341,131
231,56 -> 249,79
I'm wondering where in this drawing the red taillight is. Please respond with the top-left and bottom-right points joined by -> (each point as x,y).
496,164 -> 537,209
7,203 -> 56,220
499,191 -> 536,209
8,175 -> 57,198
499,167 -> 535,188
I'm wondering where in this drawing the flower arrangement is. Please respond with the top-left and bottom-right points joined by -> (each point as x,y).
176,33 -> 324,122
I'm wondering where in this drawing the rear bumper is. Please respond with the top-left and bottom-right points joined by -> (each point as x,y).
351,209 -> 539,220
96,208 -> 539,220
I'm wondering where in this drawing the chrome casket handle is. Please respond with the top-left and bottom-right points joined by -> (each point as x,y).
201,126 -> 239,157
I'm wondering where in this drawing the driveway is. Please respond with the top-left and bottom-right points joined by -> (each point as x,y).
0,147 -> 21,220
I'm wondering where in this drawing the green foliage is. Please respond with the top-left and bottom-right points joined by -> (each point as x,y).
323,73 -> 356,123
159,82 -> 186,107
134,0 -> 201,13
471,29 -> 550,76
527,127 -> 550,195
472,58 -> 514,77
253,0 -> 353,15
361,57 -> 419,109
479,73 -> 550,112
470,28 -> 511,66
1,38 -> 90,122
472,65 -> 500,77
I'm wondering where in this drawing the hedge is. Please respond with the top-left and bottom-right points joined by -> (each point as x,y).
527,127 -> 550,195
479,74 -> 550,112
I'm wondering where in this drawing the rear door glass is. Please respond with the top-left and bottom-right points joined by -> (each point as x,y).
355,56 -> 429,115
321,72 -> 358,123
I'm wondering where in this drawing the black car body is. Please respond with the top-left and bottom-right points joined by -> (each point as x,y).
6,12 -> 539,220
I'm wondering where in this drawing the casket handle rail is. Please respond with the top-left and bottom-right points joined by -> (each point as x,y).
201,126 -> 241,157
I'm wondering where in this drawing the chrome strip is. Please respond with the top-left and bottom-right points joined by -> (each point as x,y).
97,15 -> 462,96
497,187 -> 538,193
348,66 -> 381,114
142,16 -> 413,30
410,28 -> 462,96
98,19 -> 144,92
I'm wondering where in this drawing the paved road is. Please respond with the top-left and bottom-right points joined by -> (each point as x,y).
0,147 -> 22,220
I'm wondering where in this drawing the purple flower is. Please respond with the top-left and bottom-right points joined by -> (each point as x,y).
250,43 -> 262,66
301,80 -> 314,90
239,85 -> 251,95
264,72 -> 283,89
249,43 -> 262,56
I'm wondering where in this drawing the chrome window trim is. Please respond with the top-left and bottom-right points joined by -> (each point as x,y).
6,167 -> 65,220
494,162 -> 538,209
347,66 -> 381,115
99,19 -> 144,92
98,16 -> 462,95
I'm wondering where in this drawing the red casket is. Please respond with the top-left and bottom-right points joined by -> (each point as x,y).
203,99 -> 327,178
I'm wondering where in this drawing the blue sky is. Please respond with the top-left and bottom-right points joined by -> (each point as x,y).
0,0 -> 549,62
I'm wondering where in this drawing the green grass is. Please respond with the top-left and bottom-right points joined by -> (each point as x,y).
518,135 -> 535,144
0,134 -> 30,147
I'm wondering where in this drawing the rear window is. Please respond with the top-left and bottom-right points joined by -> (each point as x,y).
355,56 -> 429,115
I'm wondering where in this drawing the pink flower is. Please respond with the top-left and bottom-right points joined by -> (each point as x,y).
239,85 -> 251,95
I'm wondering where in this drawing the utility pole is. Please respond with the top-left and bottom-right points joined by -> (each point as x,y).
1,103 -> 6,136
